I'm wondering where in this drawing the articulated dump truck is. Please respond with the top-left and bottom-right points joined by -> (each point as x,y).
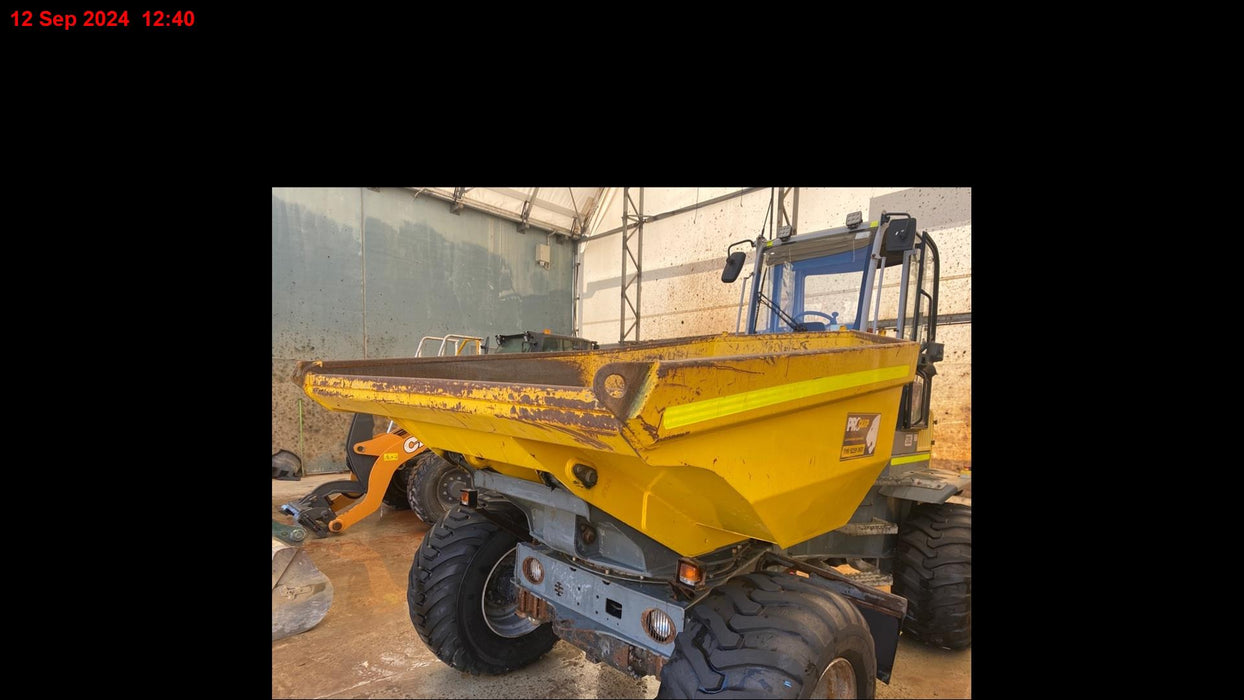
294,211 -> 970,698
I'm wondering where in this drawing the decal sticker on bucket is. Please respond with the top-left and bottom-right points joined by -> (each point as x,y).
841,413 -> 881,460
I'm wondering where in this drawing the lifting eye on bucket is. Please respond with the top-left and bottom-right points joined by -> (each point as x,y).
572,464 -> 598,489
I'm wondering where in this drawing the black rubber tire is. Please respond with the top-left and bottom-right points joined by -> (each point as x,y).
406,452 -> 473,524
892,502 -> 971,650
408,502 -> 556,674
381,462 -> 412,509
657,571 -> 877,699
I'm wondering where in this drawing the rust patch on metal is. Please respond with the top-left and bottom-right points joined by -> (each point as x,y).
552,618 -> 667,679
306,373 -> 600,412
510,406 -> 615,432
540,392 -> 602,411
291,360 -> 323,385
516,589 -> 551,623
306,386 -> 359,400
636,417 -> 661,442
759,551 -> 907,620
659,362 -> 764,378
506,413 -> 612,451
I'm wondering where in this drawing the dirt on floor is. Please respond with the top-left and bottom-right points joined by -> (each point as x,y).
272,474 -> 970,699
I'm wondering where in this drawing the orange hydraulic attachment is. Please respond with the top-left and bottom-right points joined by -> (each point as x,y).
324,430 -> 429,532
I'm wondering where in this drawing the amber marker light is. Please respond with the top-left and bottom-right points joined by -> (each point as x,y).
677,560 -> 704,587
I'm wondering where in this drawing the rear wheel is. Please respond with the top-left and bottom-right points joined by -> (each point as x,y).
408,503 -> 555,674
892,502 -> 971,649
406,452 -> 473,524
657,571 -> 876,699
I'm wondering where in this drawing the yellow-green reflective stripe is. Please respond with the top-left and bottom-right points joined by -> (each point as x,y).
891,453 -> 931,465
662,365 -> 910,430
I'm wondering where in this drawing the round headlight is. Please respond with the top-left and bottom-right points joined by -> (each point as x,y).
642,608 -> 676,644
522,556 -> 544,584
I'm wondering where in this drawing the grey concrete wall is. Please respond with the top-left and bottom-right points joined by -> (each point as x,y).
576,187 -> 970,470
272,187 -> 574,473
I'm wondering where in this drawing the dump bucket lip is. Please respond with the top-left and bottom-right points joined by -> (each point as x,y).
297,333 -> 917,451
297,332 -> 919,430
299,342 -> 917,419
293,330 -> 914,380
295,330 -> 916,383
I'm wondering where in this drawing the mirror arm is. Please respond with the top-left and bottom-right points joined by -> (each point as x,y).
728,238 -> 756,253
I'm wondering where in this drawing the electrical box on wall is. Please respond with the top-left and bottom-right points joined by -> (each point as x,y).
536,243 -> 551,269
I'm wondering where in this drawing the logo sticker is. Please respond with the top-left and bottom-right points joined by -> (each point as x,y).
841,413 -> 882,460
404,437 -> 424,453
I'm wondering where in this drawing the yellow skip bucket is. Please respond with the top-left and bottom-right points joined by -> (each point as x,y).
295,331 -> 918,557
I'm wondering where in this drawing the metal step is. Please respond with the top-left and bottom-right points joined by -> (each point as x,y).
788,557 -> 894,589
834,517 -> 898,536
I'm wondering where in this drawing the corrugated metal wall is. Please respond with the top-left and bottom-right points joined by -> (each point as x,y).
272,187 -> 574,473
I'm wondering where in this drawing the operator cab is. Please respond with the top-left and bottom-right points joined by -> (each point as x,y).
721,211 -> 943,429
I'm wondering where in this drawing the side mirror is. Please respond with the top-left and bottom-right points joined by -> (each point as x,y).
721,251 -> 747,283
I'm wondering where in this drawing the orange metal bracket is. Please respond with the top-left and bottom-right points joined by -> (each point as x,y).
325,430 -> 429,533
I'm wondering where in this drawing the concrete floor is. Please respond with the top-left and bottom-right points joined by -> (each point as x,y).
273,474 -> 970,698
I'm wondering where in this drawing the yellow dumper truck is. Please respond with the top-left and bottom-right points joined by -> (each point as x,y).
294,211 -> 969,698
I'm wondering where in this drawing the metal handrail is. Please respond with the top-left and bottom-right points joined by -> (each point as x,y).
417,334 -> 485,357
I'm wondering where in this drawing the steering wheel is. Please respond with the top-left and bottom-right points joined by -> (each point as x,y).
792,311 -> 835,324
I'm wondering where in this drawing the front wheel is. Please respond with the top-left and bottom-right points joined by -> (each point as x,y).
657,571 -> 876,698
408,503 -> 556,674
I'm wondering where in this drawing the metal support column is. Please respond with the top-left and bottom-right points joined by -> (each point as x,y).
451,187 -> 470,214
620,187 -> 644,343
777,187 -> 799,237
572,241 -> 582,336
518,187 -> 539,231
574,192 -> 599,239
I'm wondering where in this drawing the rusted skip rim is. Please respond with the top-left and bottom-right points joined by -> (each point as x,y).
305,375 -> 603,412
291,330 -> 916,390
292,360 -> 323,384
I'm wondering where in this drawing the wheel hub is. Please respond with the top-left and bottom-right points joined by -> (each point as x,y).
812,656 -> 857,698
437,468 -> 471,509
482,546 -> 539,638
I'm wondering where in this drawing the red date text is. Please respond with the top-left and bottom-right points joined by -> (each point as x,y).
9,10 -> 197,29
